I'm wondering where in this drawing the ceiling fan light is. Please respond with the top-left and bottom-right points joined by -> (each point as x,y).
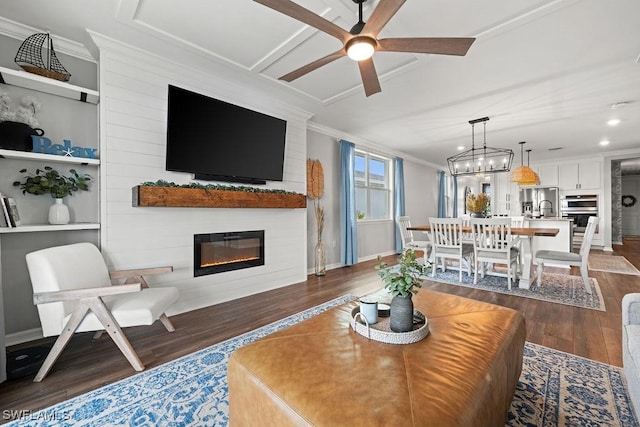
346,37 -> 376,61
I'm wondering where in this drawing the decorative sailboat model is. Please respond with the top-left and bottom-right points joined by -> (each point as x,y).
14,33 -> 71,82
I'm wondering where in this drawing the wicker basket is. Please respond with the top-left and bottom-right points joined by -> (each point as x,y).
349,307 -> 429,344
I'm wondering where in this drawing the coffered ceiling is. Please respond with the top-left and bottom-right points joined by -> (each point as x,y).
1,0 -> 639,167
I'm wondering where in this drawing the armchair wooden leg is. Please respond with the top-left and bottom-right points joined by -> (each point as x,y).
86,297 -> 144,372
159,313 -> 175,332
34,303 -> 91,382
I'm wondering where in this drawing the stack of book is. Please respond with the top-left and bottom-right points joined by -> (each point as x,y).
0,194 -> 21,228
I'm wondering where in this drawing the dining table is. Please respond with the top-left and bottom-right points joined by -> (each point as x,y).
407,224 -> 560,289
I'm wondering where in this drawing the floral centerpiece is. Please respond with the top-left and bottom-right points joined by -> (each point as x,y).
466,193 -> 490,217
375,249 -> 430,332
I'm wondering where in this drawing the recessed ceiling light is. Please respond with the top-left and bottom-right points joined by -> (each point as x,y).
457,146 -> 465,151
607,119 -> 621,126
599,140 -> 610,146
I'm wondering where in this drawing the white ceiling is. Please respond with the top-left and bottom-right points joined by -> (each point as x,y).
1,0 -> 639,167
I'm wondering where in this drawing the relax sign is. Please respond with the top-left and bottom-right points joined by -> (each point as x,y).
31,136 -> 98,159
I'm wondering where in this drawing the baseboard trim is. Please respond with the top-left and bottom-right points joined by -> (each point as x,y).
6,328 -> 43,347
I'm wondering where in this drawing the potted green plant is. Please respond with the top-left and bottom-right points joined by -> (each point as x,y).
13,166 -> 91,225
375,249 -> 430,332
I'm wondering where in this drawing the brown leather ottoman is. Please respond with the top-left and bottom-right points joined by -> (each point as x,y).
228,289 -> 526,426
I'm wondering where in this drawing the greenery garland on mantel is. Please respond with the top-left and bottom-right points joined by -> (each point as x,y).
140,180 -> 304,196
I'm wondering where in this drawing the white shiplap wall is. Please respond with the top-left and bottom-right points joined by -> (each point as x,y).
91,33 -> 311,315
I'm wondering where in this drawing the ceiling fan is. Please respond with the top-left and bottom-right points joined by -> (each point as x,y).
253,0 -> 476,97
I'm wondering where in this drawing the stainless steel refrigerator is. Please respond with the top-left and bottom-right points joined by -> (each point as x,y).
519,186 -> 559,217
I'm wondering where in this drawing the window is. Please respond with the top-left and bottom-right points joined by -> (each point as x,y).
354,150 -> 392,220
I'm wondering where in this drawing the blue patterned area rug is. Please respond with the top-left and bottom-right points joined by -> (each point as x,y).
426,269 -> 606,311
515,343 -> 638,426
6,297 -> 635,426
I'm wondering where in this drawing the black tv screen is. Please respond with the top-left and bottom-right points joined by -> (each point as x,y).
166,85 -> 287,184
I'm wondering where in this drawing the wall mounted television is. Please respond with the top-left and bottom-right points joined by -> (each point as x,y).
166,85 -> 287,185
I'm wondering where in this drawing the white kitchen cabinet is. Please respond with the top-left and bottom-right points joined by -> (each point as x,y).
491,172 -> 520,216
536,165 -> 559,187
559,160 -> 601,190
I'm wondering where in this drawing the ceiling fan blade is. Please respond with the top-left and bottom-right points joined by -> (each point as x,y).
279,49 -> 346,82
362,0 -> 406,37
357,58 -> 381,97
377,37 -> 476,56
253,0 -> 350,42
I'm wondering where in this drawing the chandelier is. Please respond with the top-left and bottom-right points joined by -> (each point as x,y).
510,141 -> 540,185
447,117 -> 514,176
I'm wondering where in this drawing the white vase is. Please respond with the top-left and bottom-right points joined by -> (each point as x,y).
48,198 -> 70,225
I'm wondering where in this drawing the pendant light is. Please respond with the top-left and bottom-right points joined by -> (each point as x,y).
447,117 -> 514,176
526,149 -> 541,185
510,142 -> 539,185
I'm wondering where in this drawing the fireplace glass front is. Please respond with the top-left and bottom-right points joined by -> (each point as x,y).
194,230 -> 264,276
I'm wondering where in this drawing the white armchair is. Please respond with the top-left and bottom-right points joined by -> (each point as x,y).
623,293 -> 640,419
26,243 -> 179,382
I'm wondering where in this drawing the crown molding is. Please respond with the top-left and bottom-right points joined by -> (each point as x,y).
0,16 -> 95,62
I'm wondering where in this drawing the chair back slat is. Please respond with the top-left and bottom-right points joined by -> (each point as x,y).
429,217 -> 463,249
397,216 -> 413,247
470,218 -> 514,253
509,216 -> 526,228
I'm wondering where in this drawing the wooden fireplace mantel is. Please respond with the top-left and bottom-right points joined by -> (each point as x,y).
132,185 -> 307,209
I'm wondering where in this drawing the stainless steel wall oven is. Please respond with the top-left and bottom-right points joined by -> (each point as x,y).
561,194 -> 598,231
561,194 -> 598,246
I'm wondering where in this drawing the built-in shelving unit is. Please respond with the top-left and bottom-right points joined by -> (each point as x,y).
0,149 -> 100,165
0,223 -> 100,234
0,65 -> 99,104
0,61 -> 101,361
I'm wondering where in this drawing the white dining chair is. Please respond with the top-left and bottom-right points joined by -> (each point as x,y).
397,216 -> 431,263
470,218 -> 519,290
509,215 -> 527,265
535,216 -> 598,294
429,217 -> 473,282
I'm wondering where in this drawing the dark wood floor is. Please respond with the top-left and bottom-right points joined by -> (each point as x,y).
2,238 -> 640,419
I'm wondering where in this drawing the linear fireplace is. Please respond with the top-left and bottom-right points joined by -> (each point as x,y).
194,230 -> 264,277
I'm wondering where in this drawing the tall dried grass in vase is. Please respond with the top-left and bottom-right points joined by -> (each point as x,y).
307,159 -> 326,275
